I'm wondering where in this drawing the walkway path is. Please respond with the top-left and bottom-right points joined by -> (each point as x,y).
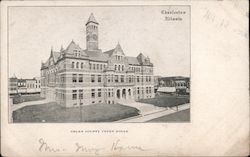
115,103 -> 190,123
118,99 -> 166,116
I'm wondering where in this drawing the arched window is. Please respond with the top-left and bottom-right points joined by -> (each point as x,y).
72,62 -> 75,68
122,65 -> 124,71
76,62 -> 79,68
81,63 -> 83,69
115,65 -> 117,71
118,65 -> 121,71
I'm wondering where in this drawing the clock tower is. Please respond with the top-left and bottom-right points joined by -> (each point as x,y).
86,13 -> 99,51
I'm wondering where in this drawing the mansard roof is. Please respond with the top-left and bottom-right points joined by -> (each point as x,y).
126,56 -> 140,65
136,53 -> 146,63
103,49 -> 115,56
136,53 -> 153,66
86,13 -> 98,25
85,50 -> 109,62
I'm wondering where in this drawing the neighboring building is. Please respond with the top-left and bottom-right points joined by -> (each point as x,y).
26,79 -> 38,93
158,76 -> 190,94
40,13 -> 155,107
17,79 -> 27,94
34,77 -> 41,91
9,77 -> 41,95
9,75 -> 18,94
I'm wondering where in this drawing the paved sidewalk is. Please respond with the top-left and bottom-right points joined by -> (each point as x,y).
115,103 -> 190,123
118,99 -> 166,116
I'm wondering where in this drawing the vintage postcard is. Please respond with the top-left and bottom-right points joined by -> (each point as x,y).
7,5 -> 190,123
1,0 -> 249,156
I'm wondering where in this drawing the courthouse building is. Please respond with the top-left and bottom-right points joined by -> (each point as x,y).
40,13 -> 155,107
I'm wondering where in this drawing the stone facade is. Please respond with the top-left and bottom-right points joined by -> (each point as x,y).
40,13 -> 155,107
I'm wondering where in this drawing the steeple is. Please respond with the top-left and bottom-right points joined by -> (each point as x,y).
86,13 -> 99,51
86,13 -> 98,25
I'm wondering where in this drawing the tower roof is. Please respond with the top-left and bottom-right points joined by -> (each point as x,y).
86,13 -> 98,25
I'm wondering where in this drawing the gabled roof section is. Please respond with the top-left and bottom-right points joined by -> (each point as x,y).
64,40 -> 88,56
86,13 -> 99,25
103,43 -> 125,57
48,47 -> 61,63
114,42 -> 125,56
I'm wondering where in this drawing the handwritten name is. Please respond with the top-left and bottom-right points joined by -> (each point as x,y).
38,138 -> 65,152
111,139 -> 147,152
38,138 -> 148,154
75,143 -> 104,155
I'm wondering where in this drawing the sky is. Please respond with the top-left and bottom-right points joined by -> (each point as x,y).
9,6 -> 190,79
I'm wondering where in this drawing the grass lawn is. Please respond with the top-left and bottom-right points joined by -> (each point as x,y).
13,102 -> 139,123
147,109 -> 190,122
12,94 -> 45,104
138,95 -> 189,108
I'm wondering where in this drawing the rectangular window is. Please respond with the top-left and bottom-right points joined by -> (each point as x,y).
79,74 -> 83,82
108,89 -> 111,97
107,75 -> 111,82
91,89 -> 95,98
93,64 -> 96,70
129,76 -> 132,83
72,90 -> 77,100
98,89 -> 101,97
137,87 -> 140,94
79,89 -> 83,99
91,75 -> 95,83
115,75 -> 118,83
97,64 -> 99,70
121,75 -> 124,83
98,75 -> 102,82
137,76 -> 140,82
72,74 -> 77,83
100,64 -> 103,70
90,63 -> 92,69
